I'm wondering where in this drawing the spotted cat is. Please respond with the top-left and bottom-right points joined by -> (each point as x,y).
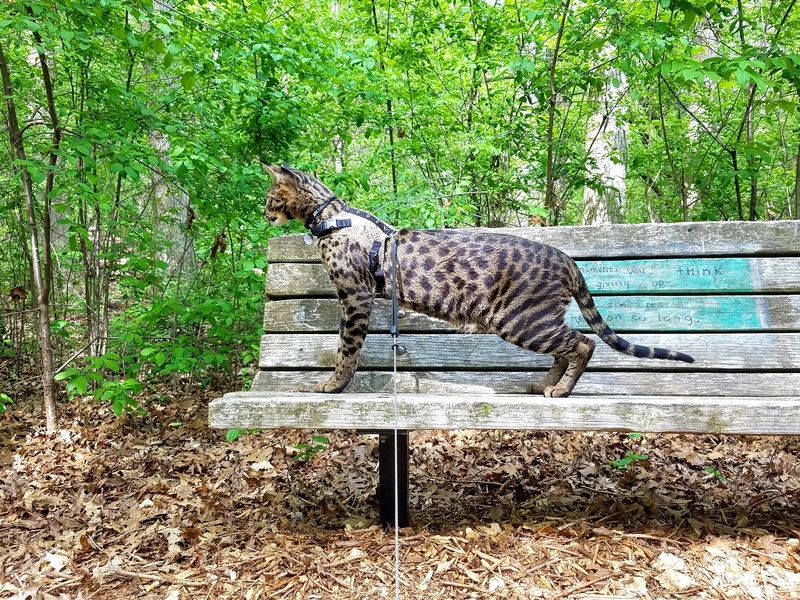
263,165 -> 694,397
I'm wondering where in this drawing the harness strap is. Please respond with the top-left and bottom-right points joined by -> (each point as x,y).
306,200 -> 396,295
369,240 -> 386,294
345,206 -> 397,236
305,196 -> 340,232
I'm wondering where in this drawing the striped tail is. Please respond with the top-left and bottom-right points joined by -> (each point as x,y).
573,274 -> 695,363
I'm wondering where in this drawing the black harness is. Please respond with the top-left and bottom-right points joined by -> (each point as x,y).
305,198 -> 396,295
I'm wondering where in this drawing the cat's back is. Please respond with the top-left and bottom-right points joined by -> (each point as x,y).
397,228 -> 571,271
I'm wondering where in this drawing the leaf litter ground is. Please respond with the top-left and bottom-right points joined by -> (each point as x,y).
2,393 -> 800,600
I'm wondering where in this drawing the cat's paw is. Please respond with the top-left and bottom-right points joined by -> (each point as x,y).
543,386 -> 571,398
526,382 -> 547,394
314,379 -> 346,393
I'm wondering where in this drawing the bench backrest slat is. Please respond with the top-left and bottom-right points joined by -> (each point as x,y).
260,332 -> 800,370
267,221 -> 800,262
266,258 -> 800,298
264,295 -> 800,333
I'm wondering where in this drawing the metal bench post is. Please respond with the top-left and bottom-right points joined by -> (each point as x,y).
378,430 -> 409,529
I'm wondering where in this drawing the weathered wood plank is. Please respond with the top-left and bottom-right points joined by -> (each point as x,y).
263,295 -> 800,333
267,221 -> 800,262
209,392 -> 800,435
265,258 -> 800,298
264,298 -> 452,333
259,333 -> 800,371
251,370 -> 800,397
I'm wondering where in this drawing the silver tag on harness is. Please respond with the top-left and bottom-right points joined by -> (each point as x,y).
303,233 -> 314,246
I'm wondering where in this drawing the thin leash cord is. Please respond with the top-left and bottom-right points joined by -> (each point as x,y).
390,233 -> 401,600
393,334 -> 400,600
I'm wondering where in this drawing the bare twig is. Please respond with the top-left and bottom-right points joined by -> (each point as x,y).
112,568 -> 207,587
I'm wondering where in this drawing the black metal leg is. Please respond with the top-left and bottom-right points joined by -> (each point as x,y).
378,430 -> 409,529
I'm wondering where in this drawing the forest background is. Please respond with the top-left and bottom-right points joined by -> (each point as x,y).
2,0 -> 800,429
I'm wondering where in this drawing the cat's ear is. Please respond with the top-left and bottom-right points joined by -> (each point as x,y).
262,163 -> 299,181
261,162 -> 278,175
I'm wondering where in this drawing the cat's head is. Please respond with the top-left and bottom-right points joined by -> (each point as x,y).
262,164 -> 335,227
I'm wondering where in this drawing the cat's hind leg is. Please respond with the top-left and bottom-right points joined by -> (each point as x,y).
542,335 -> 596,397
499,319 -> 595,397
526,356 -> 568,394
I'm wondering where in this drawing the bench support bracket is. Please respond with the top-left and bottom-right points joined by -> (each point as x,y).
378,430 -> 409,529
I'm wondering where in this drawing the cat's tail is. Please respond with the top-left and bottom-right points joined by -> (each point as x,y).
573,273 -> 695,363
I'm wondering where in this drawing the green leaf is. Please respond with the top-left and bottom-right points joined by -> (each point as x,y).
54,368 -> 80,381
29,167 -> 46,184
74,375 -> 89,395
181,72 -> 196,90
736,68 -> 749,87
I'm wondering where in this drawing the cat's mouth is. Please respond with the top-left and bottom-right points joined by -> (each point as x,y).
267,213 -> 288,227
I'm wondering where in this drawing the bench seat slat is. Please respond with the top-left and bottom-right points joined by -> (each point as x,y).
260,333 -> 800,371
267,222 -> 800,262
264,295 -> 800,333
209,392 -> 800,435
266,257 -> 800,299
251,370 -> 800,397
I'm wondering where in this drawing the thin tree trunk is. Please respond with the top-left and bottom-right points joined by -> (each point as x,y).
795,139 -> 800,219
371,0 -> 398,199
583,66 -> 627,225
0,39 -> 57,431
545,0 -> 571,224
735,0 -> 758,221
149,1 -> 196,279
656,78 -> 689,221
746,83 -> 757,220
730,149 -> 744,220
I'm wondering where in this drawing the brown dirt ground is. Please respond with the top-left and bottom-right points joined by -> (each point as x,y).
2,391 -> 800,599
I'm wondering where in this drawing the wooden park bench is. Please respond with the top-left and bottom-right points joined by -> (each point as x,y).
209,220 -> 800,528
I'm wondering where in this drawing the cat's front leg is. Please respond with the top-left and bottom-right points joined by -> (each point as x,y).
315,287 -> 374,393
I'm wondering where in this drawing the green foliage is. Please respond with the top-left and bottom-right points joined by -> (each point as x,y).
226,429 -> 258,442
704,465 -> 729,484
54,356 -> 145,416
294,435 -> 330,462
0,393 -> 12,415
2,0 -> 800,423
611,451 -> 650,470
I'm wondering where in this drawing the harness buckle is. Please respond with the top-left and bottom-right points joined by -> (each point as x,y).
311,218 -> 352,238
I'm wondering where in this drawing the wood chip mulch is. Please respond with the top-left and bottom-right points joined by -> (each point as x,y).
2,392 -> 800,599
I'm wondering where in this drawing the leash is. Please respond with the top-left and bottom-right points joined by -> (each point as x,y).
390,232 -> 402,600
